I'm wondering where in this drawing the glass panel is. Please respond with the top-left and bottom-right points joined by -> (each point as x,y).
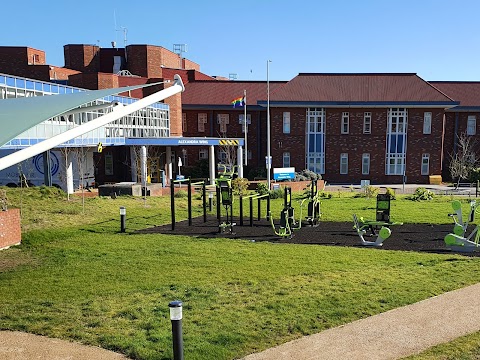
51,85 -> 59,93
26,80 -> 34,90
397,135 -> 404,153
43,83 -> 51,92
389,135 -> 397,153
315,134 -> 322,152
0,75 -> 5,84
309,134 -> 315,152
6,77 -> 15,86
16,79 -> 25,88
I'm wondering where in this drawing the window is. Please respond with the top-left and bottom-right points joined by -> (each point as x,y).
306,108 -> 326,174
197,113 -> 207,132
362,153 -> 370,175
340,153 -> 348,174
105,154 -> 114,176
421,153 -> 430,175
386,108 -> 408,175
363,112 -> 371,134
218,150 -> 228,162
423,112 -> 432,134
283,152 -> 291,167
199,149 -> 208,160
239,114 -> 251,133
247,150 -> 252,160
283,112 -> 291,133
468,115 -> 476,135
182,113 -> 187,132
341,112 -> 349,134
217,114 -> 229,133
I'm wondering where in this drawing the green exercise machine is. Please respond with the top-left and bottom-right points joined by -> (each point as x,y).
216,177 -> 235,234
448,200 -> 478,236
269,187 -> 301,238
445,200 -> 480,252
300,179 -> 321,227
352,193 -> 403,247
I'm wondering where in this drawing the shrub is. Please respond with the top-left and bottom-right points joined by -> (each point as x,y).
256,183 -> 269,196
174,190 -> 188,198
385,187 -> 396,200
294,169 -> 322,182
269,188 -> 284,199
232,178 -> 249,196
354,185 -> 378,198
248,167 -> 266,181
0,189 -> 7,211
408,187 -> 435,201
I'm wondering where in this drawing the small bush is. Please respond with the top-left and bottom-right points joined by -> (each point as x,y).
232,178 -> 249,196
294,169 -> 322,182
269,188 -> 284,199
174,190 -> 188,198
408,187 -> 435,201
354,185 -> 378,198
385,187 -> 396,200
0,189 -> 7,211
256,183 -> 269,196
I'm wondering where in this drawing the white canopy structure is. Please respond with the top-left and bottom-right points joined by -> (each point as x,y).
0,75 -> 185,172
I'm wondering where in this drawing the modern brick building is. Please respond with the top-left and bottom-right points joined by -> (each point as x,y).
1,43 -> 480,186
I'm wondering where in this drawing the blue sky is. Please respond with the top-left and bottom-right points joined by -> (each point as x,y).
5,0 -> 480,81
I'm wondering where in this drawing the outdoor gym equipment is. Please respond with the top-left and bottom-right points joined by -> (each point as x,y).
300,179 -> 321,226
352,193 -> 403,247
238,193 -> 271,226
445,201 -> 480,252
170,178 -> 208,231
448,200 -> 478,236
269,187 -> 301,238
217,163 -> 238,180
216,177 -> 235,234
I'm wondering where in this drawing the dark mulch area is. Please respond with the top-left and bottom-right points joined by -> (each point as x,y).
136,215 -> 480,257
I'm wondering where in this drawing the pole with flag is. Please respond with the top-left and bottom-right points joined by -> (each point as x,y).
243,89 -> 247,166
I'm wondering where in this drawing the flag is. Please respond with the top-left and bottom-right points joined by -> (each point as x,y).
231,96 -> 245,108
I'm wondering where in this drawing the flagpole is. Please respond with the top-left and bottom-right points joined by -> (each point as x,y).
244,89 -> 247,167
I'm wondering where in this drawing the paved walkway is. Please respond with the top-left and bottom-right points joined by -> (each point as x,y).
1,283 -> 480,359
243,282 -> 480,360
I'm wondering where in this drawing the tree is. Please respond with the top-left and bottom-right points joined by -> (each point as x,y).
449,132 -> 479,189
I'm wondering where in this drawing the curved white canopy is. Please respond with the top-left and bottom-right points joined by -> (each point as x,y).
0,82 -> 162,147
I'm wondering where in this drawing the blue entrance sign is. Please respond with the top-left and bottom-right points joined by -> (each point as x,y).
273,167 -> 295,180
125,137 -> 244,147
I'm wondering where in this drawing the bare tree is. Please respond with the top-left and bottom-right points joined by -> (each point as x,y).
449,132 -> 480,189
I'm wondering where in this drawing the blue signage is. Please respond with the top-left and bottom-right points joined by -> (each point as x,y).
273,167 -> 295,180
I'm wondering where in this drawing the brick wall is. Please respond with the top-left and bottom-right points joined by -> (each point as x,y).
64,44 -> 100,73
68,72 -> 119,90
0,209 -> 21,249
182,58 -> 200,71
26,48 -> 46,65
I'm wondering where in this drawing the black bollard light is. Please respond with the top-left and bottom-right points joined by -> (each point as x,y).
169,300 -> 184,360
119,206 -> 126,233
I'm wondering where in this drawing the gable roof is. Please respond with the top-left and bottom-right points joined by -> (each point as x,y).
267,73 -> 457,107
182,80 -> 287,109
429,81 -> 480,109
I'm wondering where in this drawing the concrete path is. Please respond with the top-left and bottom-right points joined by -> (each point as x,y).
243,282 -> 480,360
0,331 -> 128,360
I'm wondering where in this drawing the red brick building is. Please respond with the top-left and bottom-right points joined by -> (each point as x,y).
3,43 -> 480,185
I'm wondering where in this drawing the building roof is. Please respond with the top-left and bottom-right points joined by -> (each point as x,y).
429,81 -> 480,108
268,73 -> 456,106
182,80 -> 287,108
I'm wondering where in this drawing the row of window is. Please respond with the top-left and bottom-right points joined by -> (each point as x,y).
344,153 -> 429,175
182,111 -> 467,136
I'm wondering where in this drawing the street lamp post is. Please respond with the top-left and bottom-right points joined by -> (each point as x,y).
267,60 -> 272,190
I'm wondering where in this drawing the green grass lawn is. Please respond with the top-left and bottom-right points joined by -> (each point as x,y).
1,187 -> 480,359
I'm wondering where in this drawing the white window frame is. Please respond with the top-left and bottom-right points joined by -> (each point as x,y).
182,113 -> 187,132
341,112 -> 349,134
283,152 -> 291,168
217,114 -> 229,133
421,153 -> 430,175
198,113 -> 207,132
362,153 -> 370,175
363,112 -> 371,134
283,112 -> 291,134
467,115 -> 476,136
199,149 -> 208,160
423,112 -> 432,134
340,153 -> 348,174
385,108 -> 408,175
239,114 -> 251,133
